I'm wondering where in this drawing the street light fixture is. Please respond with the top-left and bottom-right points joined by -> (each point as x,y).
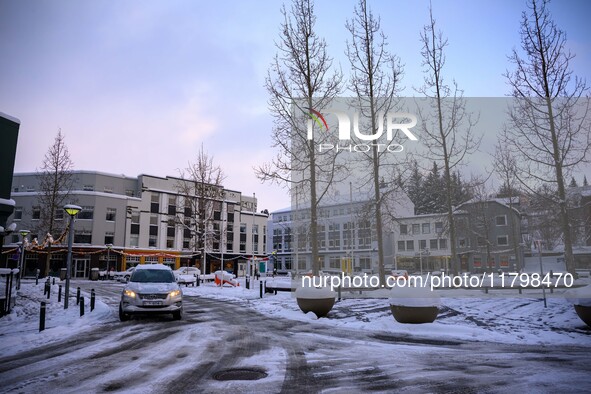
16,229 -> 29,290
64,204 -> 81,309
105,243 -> 113,277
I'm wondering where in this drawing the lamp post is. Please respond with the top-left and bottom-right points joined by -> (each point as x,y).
16,229 -> 29,290
64,204 -> 81,309
105,243 -> 113,275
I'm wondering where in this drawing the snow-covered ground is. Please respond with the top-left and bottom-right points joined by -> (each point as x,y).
1,276 -> 590,361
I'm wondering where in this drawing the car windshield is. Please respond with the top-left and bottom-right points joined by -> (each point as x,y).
130,269 -> 175,283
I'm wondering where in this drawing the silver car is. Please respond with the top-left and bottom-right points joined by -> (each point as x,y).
119,264 -> 183,321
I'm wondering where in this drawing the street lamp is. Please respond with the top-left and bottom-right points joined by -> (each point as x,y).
16,229 -> 29,290
64,204 -> 81,309
105,243 -> 113,276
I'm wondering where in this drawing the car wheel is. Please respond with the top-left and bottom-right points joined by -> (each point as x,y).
119,304 -> 130,322
172,310 -> 182,320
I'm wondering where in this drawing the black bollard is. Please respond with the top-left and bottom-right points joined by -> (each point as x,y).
259,280 -> 263,299
246,276 -> 250,290
58,285 -> 62,302
53,277 -> 55,285
40,302 -> 46,332
338,285 -> 341,302
196,276 -> 200,287
90,289 -> 95,311
80,296 -> 84,317
76,287 -> 81,305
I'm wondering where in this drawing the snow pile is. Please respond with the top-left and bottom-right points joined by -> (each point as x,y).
294,285 -> 336,299
565,285 -> 591,307
389,285 -> 440,307
0,280 -> 113,357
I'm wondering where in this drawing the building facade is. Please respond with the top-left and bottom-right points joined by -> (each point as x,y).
3,171 -> 269,277
268,191 -> 414,274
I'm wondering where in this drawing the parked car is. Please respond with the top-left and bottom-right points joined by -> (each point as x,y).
173,266 -> 201,279
173,267 -> 201,286
113,267 -> 135,282
119,264 -> 183,321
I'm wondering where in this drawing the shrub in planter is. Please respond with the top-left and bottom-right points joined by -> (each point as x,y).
566,285 -> 591,328
389,285 -> 440,324
295,285 -> 336,318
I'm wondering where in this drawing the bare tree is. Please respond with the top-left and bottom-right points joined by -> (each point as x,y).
175,145 -> 225,273
502,0 -> 590,274
493,143 -> 524,271
417,5 -> 480,274
256,0 -> 343,275
345,0 -> 403,284
37,129 -> 74,276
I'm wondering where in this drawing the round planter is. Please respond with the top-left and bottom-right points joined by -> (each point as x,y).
565,285 -> 591,328
390,305 -> 439,324
574,304 -> 591,328
295,286 -> 336,318
389,285 -> 440,324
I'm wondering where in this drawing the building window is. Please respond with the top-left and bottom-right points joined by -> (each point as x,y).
419,239 -> 427,250
359,257 -> 371,270
422,223 -> 430,234
131,210 -> 140,235
497,235 -> 509,246
104,187 -> 113,193
412,224 -> 420,235
328,256 -> 340,269
105,232 -> 114,245
78,206 -> 94,220
496,215 -> 507,226
13,207 -> 22,220
55,208 -> 64,221
168,196 -> 176,215
145,256 -> 159,264
166,237 -> 175,249
397,240 -> 405,251
400,224 -> 408,235
406,240 -> 414,251
83,185 -> 94,191
149,235 -> 157,247
32,207 -> 41,220
430,239 -> 438,249
130,234 -> 139,247
149,215 -> 158,236
439,238 -> 447,249
458,238 -> 467,248
151,193 -> 160,214
125,189 -> 135,197
435,222 -> 443,234
74,230 -> 92,244
106,208 -> 116,221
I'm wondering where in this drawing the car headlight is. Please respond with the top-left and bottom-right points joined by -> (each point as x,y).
169,290 -> 181,298
123,289 -> 136,298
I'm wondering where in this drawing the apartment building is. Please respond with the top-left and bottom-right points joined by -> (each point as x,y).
3,171 -> 269,277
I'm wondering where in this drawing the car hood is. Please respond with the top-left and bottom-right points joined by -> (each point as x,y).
125,281 -> 179,293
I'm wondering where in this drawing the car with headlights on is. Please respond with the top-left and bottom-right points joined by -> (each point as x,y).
119,264 -> 183,321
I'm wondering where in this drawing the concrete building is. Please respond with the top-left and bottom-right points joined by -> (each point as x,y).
2,171 -> 269,277
268,191 -> 414,274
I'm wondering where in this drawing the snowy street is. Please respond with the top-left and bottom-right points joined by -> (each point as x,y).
0,280 -> 590,393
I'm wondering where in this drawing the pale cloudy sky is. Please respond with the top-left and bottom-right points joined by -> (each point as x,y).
1,0 -> 589,212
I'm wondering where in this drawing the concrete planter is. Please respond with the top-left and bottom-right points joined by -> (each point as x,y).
389,285 -> 440,324
566,285 -> 591,328
295,286 -> 336,318
389,305 -> 439,324
574,305 -> 591,328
